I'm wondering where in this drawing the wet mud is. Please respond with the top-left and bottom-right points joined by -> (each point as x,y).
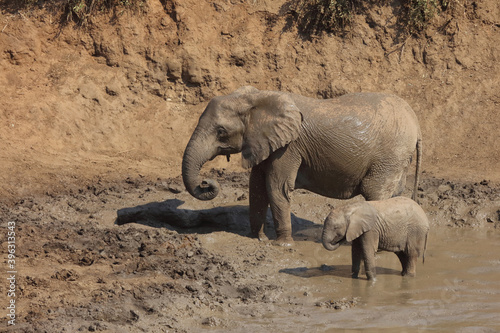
1,172 -> 499,332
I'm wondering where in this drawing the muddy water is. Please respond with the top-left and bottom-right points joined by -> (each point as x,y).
218,227 -> 500,332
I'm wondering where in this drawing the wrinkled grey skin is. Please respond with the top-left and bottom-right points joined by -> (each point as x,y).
322,197 -> 430,280
182,86 -> 422,245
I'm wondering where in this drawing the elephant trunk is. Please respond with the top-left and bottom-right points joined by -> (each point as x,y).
182,133 -> 220,201
322,227 -> 342,251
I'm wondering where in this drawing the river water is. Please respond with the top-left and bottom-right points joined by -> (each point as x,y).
223,227 -> 500,332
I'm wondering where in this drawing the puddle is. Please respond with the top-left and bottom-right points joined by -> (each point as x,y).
211,227 -> 500,332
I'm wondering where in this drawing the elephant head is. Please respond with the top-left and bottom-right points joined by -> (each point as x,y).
322,202 -> 377,251
182,86 -> 303,201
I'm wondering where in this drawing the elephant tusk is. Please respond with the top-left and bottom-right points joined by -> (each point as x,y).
226,154 -> 231,162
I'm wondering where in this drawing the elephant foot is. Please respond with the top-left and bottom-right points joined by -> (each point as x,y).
257,232 -> 269,242
249,231 -> 269,241
273,236 -> 294,247
401,271 -> 416,277
366,272 -> 377,281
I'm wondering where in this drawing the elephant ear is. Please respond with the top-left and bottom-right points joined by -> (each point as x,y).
241,91 -> 303,168
346,203 -> 377,242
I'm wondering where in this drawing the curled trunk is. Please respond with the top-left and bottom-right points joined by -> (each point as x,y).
322,238 -> 341,251
182,133 -> 220,201
322,228 -> 342,251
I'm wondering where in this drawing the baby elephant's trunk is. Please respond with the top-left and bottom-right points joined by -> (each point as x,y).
322,227 -> 342,251
322,240 -> 341,251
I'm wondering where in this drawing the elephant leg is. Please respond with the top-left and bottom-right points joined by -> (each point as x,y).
265,151 -> 300,246
396,251 -> 409,275
267,189 -> 293,245
403,252 -> 417,277
249,165 -> 269,241
363,252 -> 377,281
394,173 -> 407,197
351,239 -> 363,279
360,233 -> 378,281
397,251 -> 417,277
394,158 -> 411,197
360,162 -> 408,200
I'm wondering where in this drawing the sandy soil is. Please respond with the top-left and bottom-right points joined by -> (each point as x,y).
0,0 -> 499,331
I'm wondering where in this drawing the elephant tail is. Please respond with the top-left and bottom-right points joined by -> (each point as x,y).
422,231 -> 428,264
412,134 -> 423,202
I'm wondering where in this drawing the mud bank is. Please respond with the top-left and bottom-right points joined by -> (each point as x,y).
1,174 -> 499,332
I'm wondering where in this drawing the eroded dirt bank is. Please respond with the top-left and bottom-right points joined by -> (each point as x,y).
0,0 -> 499,202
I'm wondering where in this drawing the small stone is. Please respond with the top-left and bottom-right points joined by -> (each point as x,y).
105,82 -> 121,96
166,59 -> 182,80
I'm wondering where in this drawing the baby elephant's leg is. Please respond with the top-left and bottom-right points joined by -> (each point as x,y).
404,254 -> 417,277
351,239 -> 363,279
396,251 -> 409,275
397,251 -> 417,277
363,253 -> 377,281
359,233 -> 378,281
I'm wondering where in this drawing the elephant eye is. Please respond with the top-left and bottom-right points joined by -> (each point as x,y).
216,127 -> 228,141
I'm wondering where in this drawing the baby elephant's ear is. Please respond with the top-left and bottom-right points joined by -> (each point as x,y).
346,203 -> 377,242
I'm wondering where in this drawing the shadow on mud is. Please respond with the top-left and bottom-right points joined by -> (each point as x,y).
280,264 -> 401,279
115,199 -> 320,240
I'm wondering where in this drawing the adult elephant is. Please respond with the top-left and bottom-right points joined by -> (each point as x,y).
182,86 -> 422,245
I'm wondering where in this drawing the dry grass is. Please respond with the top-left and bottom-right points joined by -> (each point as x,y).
5,0 -> 147,26
288,0 -> 459,36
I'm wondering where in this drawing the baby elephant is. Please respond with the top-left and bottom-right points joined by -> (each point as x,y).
322,197 -> 429,281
